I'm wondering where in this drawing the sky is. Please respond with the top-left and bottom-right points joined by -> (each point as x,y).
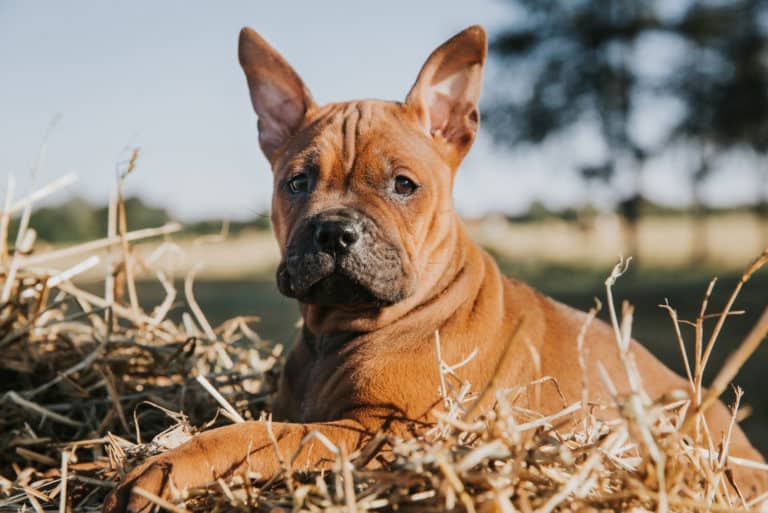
0,1 -> 763,221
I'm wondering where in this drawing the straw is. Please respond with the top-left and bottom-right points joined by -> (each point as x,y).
2,171 -> 768,513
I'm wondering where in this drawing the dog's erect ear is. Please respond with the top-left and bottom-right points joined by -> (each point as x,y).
239,28 -> 315,163
405,25 -> 486,162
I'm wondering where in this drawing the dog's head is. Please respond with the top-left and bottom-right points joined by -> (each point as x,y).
238,26 -> 486,322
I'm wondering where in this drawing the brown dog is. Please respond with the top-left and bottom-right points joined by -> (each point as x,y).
105,25 -> 766,512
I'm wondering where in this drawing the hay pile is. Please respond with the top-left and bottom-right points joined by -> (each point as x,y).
1,171 -> 768,513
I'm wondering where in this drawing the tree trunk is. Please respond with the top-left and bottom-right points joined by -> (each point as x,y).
690,184 -> 708,264
618,193 -> 640,263
758,161 -> 768,249
690,142 -> 714,264
617,155 -> 644,268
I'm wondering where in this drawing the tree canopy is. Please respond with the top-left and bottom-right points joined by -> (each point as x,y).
485,0 -> 768,208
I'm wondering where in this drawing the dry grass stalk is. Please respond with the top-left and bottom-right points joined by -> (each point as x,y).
194,375 -> 245,424
675,249 -> 768,437
116,149 -> 142,324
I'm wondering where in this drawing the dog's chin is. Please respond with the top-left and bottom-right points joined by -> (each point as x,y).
300,273 -> 384,306
277,264 -> 404,307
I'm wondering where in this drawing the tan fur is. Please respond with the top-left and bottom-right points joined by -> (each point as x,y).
104,26 -> 766,513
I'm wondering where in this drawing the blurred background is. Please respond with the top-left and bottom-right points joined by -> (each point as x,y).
3,1 -> 768,450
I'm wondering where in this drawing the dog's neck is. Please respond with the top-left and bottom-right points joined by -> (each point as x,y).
298,213 -> 479,338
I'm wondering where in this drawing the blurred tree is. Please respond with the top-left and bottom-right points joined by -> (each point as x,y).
486,0 -> 661,259
10,197 -> 171,243
93,197 -> 171,237
27,197 -> 100,243
669,0 -> 768,251
10,196 -> 271,244
486,0 -> 768,259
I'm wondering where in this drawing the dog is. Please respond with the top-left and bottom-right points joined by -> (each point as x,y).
104,25 -> 767,512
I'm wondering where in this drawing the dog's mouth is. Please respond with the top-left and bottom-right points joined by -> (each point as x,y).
277,255 -> 405,307
291,270 -> 380,306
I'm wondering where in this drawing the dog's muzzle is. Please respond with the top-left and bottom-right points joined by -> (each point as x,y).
277,209 -> 409,306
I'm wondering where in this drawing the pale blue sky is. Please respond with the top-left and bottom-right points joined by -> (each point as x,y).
0,1 -> 760,220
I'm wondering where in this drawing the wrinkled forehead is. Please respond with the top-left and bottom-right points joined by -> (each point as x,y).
273,100 -> 445,175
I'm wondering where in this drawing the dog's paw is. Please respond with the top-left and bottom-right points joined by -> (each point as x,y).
103,458 -> 173,513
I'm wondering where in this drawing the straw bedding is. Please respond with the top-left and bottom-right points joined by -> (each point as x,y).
1,172 -> 767,513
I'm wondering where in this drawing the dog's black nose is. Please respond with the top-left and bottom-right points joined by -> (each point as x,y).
314,220 -> 360,253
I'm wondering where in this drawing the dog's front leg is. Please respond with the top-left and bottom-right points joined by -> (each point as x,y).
103,419 -> 370,513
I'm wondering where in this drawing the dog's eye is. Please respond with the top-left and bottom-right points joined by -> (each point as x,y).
287,173 -> 310,194
393,175 -> 418,196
